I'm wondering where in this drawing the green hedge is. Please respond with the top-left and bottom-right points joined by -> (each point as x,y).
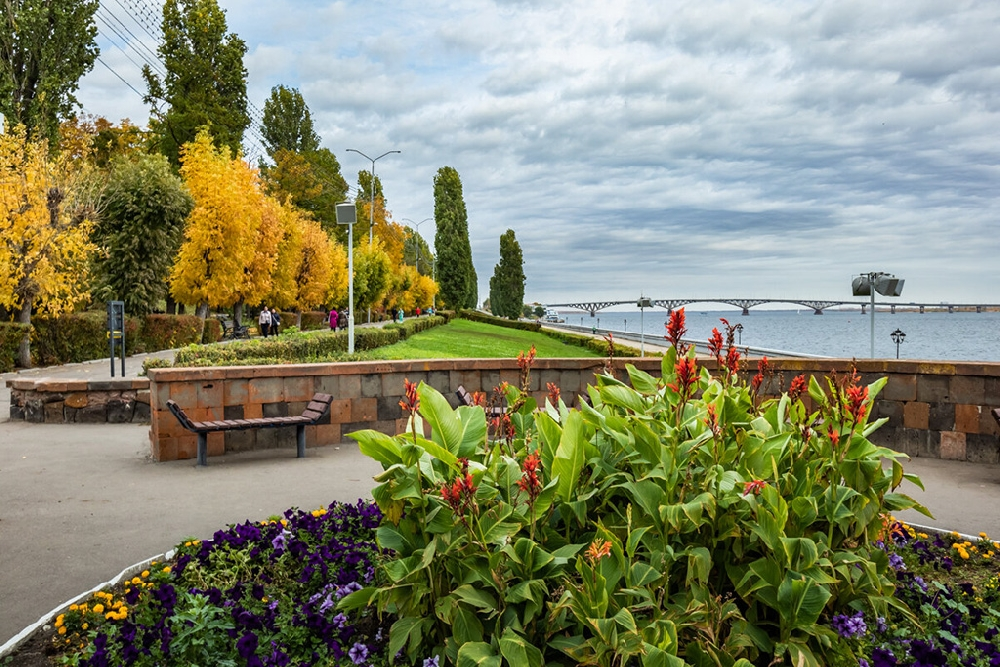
139,314 -> 205,352
299,311 -> 329,331
202,317 -> 222,344
173,328 -> 401,367
383,315 -> 447,340
541,328 -> 641,357
457,309 -> 541,332
0,322 -> 30,372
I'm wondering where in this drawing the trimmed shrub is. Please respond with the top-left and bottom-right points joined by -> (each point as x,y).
172,328 -> 401,367
543,328 -> 641,357
0,322 -> 30,372
139,314 -> 204,352
458,308 -> 541,331
299,311 -> 329,331
31,312 -> 141,365
202,317 -> 223,344
384,315 -> 447,340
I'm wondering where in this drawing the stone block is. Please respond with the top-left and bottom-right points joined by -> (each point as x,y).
915,375 -> 950,403
451,370 -> 482,393
283,376 -> 314,402
377,395 -> 403,421
361,374 -> 382,398
381,372 -> 410,397
176,436 -> 198,460
9,404 -> 25,420
263,402 -> 289,418
950,375 -> 986,406
965,433 -> 999,464
133,403 -> 151,423
244,403 -> 263,419
883,374 -> 916,402
928,403 -> 955,432
224,404 -> 245,420
107,399 -> 134,424
156,437 -> 177,462
77,404 -> 108,423
136,390 -> 151,405
249,377 -> 284,404
196,382 -> 223,409
329,399 -> 351,423
153,382 -> 170,410
874,400 -> 903,428
427,371 -> 451,394
939,431 -> 966,460
902,402 -> 929,430
44,401 -> 65,422
225,379 -> 248,406
980,408 -> 1000,437
481,370 -> 501,392
65,392 -> 88,409
900,427 -> 940,458
339,374 -> 361,399
23,400 -> 43,422
352,397 -> 377,422
310,423 -> 340,446
316,375 -> 340,396
955,404 -> 981,434
169,382 -> 197,408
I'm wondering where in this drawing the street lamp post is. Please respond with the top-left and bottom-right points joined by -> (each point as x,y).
852,271 -> 905,358
637,296 -> 652,356
346,148 -> 400,322
733,322 -> 743,346
891,328 -> 906,359
335,202 -> 357,353
402,217 -> 432,273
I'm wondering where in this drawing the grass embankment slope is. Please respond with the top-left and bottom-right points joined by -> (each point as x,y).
370,318 -> 602,359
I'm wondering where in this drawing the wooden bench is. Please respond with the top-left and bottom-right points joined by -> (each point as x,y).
992,408 -> 1000,428
166,393 -> 333,466
215,315 -> 250,340
455,385 -> 506,418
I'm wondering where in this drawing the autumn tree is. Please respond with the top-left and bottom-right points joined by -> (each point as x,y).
0,0 -> 99,145
267,203 -> 340,325
403,227 -> 435,277
262,148 -> 348,239
170,130 -> 261,319
142,0 -> 249,167
352,239 -> 392,316
433,166 -> 477,309
91,153 -> 193,314
489,229 -> 526,320
0,125 -> 96,366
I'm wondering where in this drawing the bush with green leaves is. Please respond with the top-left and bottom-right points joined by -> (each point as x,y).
0,321 -> 30,371
345,322 -> 928,667
172,328 -> 400,367
384,315 -> 448,340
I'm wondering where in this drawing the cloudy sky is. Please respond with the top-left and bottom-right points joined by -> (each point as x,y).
77,0 -> 1000,307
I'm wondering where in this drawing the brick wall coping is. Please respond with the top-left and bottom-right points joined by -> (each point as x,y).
6,377 -> 149,392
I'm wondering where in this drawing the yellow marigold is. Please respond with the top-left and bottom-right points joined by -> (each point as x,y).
980,532 -> 989,539
918,533 -> 928,539
58,626 -> 67,635
162,566 -> 171,573
141,570 -> 150,578
105,613 -> 116,621
986,552 -> 995,559
959,550 -> 970,560
92,604 -> 104,614
280,519 -> 288,527
55,615 -> 64,628
69,604 -> 78,611
113,600 -> 123,609
81,623 -> 88,631
132,577 -> 142,585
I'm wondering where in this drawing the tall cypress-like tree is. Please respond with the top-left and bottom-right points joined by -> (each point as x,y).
0,0 -> 100,145
142,0 -> 249,167
489,229 -> 525,320
260,85 -> 319,156
433,166 -> 477,309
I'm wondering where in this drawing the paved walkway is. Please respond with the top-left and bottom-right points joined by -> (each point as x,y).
2,352 -> 1000,646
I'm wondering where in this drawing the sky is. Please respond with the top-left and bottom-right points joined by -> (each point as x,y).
75,0 -> 1000,307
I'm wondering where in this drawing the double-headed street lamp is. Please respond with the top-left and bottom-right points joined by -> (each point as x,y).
346,148 -> 400,322
402,217 -> 432,273
637,296 -> 652,356
852,271 -> 905,358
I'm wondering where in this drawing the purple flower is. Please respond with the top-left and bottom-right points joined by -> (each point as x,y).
237,632 -> 259,659
871,647 -> 897,667
348,642 -> 369,664
887,553 -> 906,571
831,611 -> 867,638
859,660 -> 870,667
331,613 -> 348,630
424,656 -> 441,667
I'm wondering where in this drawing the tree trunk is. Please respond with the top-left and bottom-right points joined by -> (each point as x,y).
178,303 -> 186,315
195,302 -> 209,319
233,301 -> 244,327
296,310 -> 302,328
165,295 -> 177,315
17,298 -> 32,368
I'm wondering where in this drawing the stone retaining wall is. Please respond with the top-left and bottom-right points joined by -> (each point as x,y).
7,378 -> 151,423
145,358 -> 1000,463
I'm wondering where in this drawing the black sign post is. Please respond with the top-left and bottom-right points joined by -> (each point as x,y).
108,301 -> 125,377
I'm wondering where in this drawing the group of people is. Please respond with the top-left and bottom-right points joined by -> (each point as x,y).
257,306 -> 281,337
327,308 -> 348,331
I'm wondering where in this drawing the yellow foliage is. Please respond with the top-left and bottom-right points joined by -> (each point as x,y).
0,125 -> 95,316
295,219 -> 337,310
326,241 -> 349,309
268,202 -> 305,311
171,130 -> 266,309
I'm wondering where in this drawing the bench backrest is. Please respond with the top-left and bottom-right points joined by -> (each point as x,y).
301,393 -> 333,422
166,399 -> 197,432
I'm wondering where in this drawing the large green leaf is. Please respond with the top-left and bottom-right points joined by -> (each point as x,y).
349,429 -> 402,467
418,383 -> 486,457
457,642 -> 502,667
552,410 -> 586,502
600,384 -> 647,412
453,605 -> 485,644
499,628 -> 543,667
626,364 -> 661,394
777,574 -> 832,633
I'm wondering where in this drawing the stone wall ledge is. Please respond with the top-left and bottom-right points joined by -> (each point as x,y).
7,377 -> 152,424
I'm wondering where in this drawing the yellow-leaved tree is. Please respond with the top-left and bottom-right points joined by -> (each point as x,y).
171,129 -> 262,319
0,125 -> 96,367
268,203 -> 342,325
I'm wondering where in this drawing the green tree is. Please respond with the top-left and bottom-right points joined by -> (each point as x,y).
260,85 -> 319,156
489,229 -> 525,319
142,0 -> 249,167
433,166 -> 477,309
403,227 -> 434,276
91,154 -> 193,314
261,147 -> 348,239
0,0 -> 99,145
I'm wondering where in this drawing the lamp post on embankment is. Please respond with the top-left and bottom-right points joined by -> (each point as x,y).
852,272 -> 904,358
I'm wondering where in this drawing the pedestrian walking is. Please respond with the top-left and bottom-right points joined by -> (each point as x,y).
259,307 -> 272,337
329,308 -> 338,331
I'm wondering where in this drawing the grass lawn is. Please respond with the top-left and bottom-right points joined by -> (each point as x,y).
368,318 -> 602,359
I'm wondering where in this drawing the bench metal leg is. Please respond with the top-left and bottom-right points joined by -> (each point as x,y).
197,433 -> 208,466
296,425 -> 306,458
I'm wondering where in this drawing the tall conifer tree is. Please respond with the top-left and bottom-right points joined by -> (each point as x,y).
489,229 -> 525,319
433,166 -> 477,309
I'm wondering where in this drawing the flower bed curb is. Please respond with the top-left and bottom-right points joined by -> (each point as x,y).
0,549 -> 175,659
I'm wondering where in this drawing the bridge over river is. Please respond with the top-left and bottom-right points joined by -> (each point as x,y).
546,298 -> 1000,316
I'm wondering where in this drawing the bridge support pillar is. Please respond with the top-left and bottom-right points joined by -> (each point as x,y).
813,309 -> 823,315
890,305 -> 896,314
919,305 -> 924,313
589,311 -> 596,317
742,307 -> 749,316
861,304 -> 866,314
948,305 -> 954,313
977,305 -> 982,313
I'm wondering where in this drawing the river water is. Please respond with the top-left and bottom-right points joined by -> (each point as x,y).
555,308 -> 1000,362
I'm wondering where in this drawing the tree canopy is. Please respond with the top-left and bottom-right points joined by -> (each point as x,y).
0,0 -> 100,145
489,229 -> 525,320
142,0 -> 249,167
260,85 -> 320,156
433,166 -> 477,309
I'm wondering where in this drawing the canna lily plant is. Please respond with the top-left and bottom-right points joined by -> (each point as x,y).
344,316 -> 930,667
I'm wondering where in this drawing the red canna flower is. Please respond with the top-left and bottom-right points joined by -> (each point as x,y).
546,382 -> 561,404
724,345 -> 741,375
705,403 -> 721,438
471,391 -> 487,407
669,355 -> 698,399
585,538 -> 613,564
789,374 -> 808,401
517,451 -> 543,505
845,383 -> 869,422
398,378 -> 420,414
442,458 -> 478,517
665,308 -> 687,350
751,356 -> 769,393
827,426 -> 840,447
708,327 -> 724,363
743,479 -> 767,496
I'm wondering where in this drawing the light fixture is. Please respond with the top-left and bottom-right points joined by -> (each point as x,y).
852,272 -> 905,358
